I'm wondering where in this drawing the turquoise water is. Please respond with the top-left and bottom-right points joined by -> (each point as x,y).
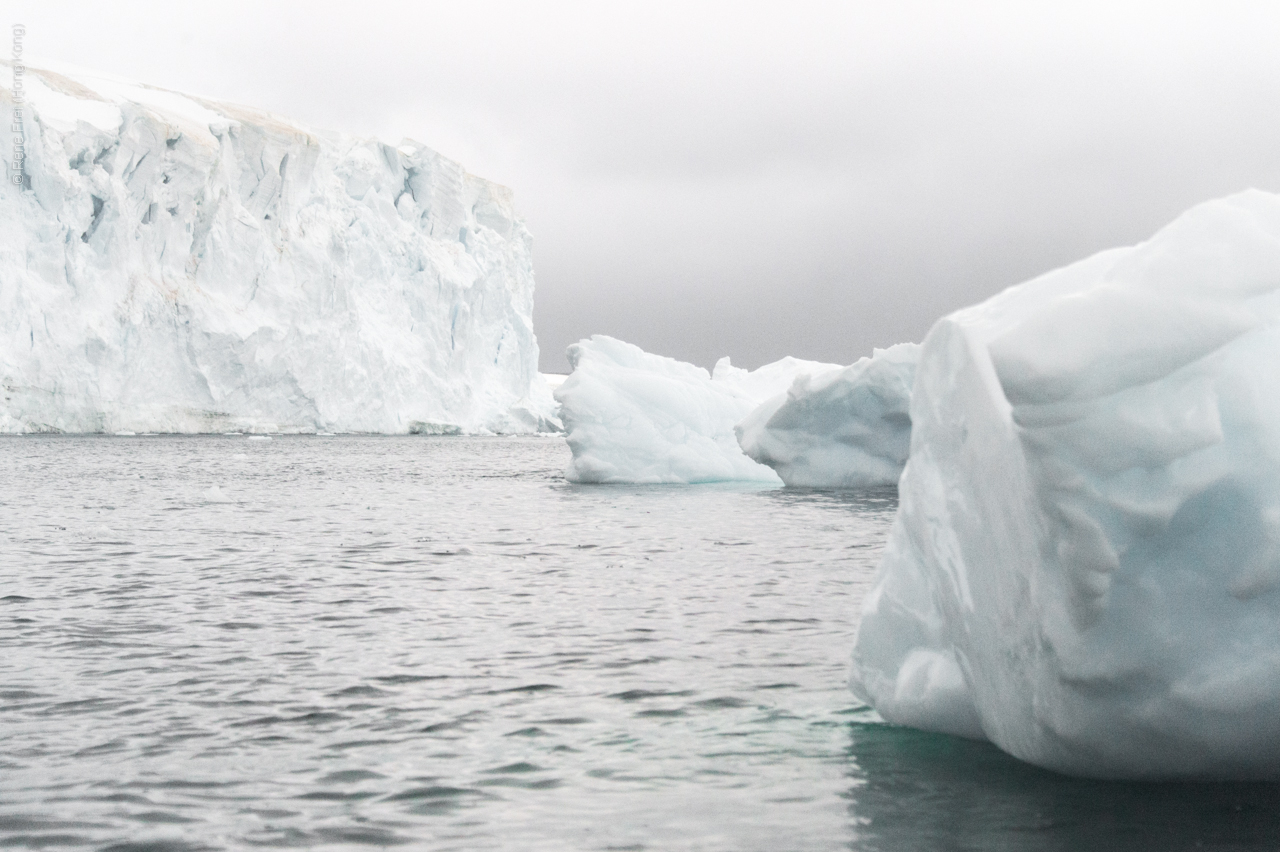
1,436 -> 1276,850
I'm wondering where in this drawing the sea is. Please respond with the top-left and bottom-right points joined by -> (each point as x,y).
2,436 -> 1278,851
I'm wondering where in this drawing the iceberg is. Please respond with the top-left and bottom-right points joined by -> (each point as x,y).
0,61 -> 557,434
555,335 -> 839,483
851,189 -> 1280,779
736,342 -> 918,488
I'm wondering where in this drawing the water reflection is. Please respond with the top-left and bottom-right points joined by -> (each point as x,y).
845,720 -> 1280,851
764,485 -> 899,514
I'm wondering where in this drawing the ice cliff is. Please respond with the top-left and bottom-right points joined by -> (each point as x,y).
736,343 -> 918,488
555,335 -> 840,483
851,189 -> 1280,779
0,61 -> 557,434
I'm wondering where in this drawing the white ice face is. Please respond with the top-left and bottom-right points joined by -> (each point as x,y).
851,189 -> 1280,779
736,343 -> 918,489
0,62 -> 558,435
554,335 -> 841,484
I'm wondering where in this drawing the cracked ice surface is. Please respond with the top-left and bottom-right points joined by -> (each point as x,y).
0,61 -> 557,434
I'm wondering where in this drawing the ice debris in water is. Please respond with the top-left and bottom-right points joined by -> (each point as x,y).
555,335 -> 840,483
0,61 -> 557,435
736,343 -> 918,488
851,189 -> 1280,779
202,485 -> 233,503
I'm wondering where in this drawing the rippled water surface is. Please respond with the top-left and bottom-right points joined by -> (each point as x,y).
3,436 -> 1278,851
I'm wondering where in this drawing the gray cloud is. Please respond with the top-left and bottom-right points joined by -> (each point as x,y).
12,0 -> 1280,370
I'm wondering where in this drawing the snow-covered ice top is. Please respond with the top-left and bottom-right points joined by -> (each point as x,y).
736,343 -> 918,488
851,189 -> 1280,779
555,335 -> 840,484
0,61 -> 557,434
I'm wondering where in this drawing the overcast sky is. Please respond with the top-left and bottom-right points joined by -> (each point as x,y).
10,1 -> 1280,371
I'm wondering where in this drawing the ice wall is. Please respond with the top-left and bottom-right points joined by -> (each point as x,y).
555,335 -> 838,483
851,190 -> 1280,779
0,62 -> 557,434
736,343 -> 918,488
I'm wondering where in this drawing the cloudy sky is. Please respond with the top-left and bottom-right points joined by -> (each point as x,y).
11,1 -> 1280,371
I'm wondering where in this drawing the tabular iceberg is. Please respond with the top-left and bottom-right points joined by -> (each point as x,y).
0,61 -> 557,434
555,335 -> 839,483
851,189 -> 1280,779
736,342 -> 918,488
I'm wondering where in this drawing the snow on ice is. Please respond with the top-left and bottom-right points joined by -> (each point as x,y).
736,343 -> 918,488
851,190 -> 1280,779
0,61 -> 557,434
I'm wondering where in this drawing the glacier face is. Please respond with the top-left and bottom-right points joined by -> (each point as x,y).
0,62 -> 557,434
851,190 -> 1280,778
736,342 -> 918,488
555,335 -> 839,484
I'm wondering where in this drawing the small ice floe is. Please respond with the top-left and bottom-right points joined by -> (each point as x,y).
540,372 -> 569,391
114,430 -> 136,436
316,431 -> 336,437
737,342 -> 918,488
232,453 -> 249,460
247,435 -> 272,441
203,485 -> 234,503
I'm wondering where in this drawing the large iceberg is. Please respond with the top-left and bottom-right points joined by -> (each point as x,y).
736,342 -> 918,488
555,335 -> 839,483
851,189 -> 1280,779
0,61 -> 557,434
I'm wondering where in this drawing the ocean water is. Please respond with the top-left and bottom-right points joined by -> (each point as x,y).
1,436 -> 1277,851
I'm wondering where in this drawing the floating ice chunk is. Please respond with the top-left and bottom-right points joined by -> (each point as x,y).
711,354 -> 839,401
850,189 -> 1280,779
202,485 -> 233,503
246,435 -> 272,442
540,373 -> 569,391
555,336 -> 838,484
736,343 -> 918,488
